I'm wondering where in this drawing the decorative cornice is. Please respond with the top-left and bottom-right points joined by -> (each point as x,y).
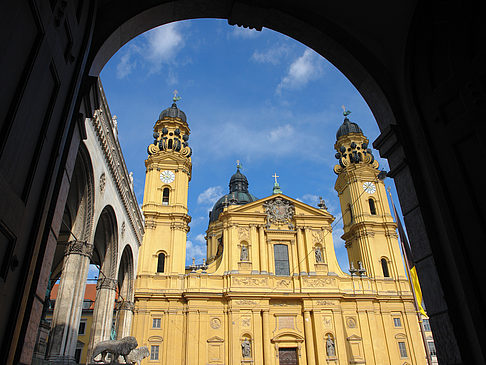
91,87 -> 144,246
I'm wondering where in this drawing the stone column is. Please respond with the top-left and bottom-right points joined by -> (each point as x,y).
87,277 -> 117,361
47,241 -> 93,364
303,310 -> 316,365
116,301 -> 134,339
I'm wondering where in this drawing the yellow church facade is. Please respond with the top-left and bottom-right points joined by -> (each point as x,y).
132,100 -> 428,364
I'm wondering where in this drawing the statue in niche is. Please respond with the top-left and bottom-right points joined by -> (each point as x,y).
241,338 -> 251,358
326,334 -> 336,357
240,245 -> 249,261
315,247 -> 323,263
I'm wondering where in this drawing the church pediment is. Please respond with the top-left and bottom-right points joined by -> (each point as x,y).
207,336 -> 224,343
230,194 -> 334,221
271,331 -> 305,343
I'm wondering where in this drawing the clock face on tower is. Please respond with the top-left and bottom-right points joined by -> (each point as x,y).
160,170 -> 175,184
362,182 -> 376,194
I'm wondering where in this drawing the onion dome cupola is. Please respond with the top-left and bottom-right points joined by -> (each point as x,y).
147,92 -> 193,161
209,162 -> 258,223
333,108 -> 379,174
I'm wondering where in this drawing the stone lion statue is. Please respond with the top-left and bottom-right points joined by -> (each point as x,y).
91,336 -> 138,363
126,346 -> 150,365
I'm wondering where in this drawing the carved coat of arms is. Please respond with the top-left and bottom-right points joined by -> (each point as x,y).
263,197 -> 295,229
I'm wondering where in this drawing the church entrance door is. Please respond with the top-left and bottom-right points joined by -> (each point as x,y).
279,348 -> 298,365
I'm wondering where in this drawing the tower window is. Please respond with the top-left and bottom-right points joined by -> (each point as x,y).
274,244 -> 290,276
162,188 -> 169,205
150,345 -> 159,360
157,253 -> 165,273
348,204 -> 354,223
369,198 -> 377,215
427,341 -> 437,357
152,318 -> 161,328
393,317 -> 402,327
168,139 -> 173,149
398,342 -> 408,358
381,258 -> 390,277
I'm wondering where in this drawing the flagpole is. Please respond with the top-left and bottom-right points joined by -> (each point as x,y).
387,187 -> 432,365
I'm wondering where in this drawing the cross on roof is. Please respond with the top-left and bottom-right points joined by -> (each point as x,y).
173,89 -> 181,103
342,105 -> 351,117
236,160 -> 241,170
272,173 -> 279,184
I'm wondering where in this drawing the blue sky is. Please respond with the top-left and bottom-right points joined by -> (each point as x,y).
98,19 -> 403,272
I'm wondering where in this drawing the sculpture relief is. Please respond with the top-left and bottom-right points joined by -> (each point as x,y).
241,338 -> 252,358
326,334 -> 336,357
263,197 -> 295,229
240,244 -> 249,261
210,317 -> 221,329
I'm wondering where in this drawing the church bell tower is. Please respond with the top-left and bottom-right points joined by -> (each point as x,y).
333,110 -> 406,280
138,95 -> 192,275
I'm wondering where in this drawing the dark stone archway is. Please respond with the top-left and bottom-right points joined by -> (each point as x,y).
0,1 -> 484,364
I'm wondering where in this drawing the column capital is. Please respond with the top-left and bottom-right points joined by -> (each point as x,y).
96,277 -> 118,291
119,301 -> 135,312
64,240 -> 93,258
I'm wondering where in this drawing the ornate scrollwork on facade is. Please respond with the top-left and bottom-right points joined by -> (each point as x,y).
238,226 -> 250,241
96,277 -> 118,291
170,222 -> 189,232
99,172 -> 106,194
276,279 -> 291,288
232,277 -> 268,287
64,240 -> 94,258
263,197 -> 295,229
235,299 -> 258,306
302,277 -> 335,287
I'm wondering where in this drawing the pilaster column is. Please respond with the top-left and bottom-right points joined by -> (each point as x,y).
297,228 -> 307,274
87,277 -> 117,361
258,226 -> 267,273
47,241 -> 93,364
116,301 -> 134,339
262,310 -> 272,363
303,310 -> 316,365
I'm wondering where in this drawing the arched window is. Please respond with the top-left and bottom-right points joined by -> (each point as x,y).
381,258 -> 390,277
157,253 -> 165,273
168,139 -> 173,150
369,198 -> 377,215
162,188 -> 169,205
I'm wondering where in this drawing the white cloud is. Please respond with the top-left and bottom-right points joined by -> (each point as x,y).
300,194 -> 320,207
144,23 -> 184,73
116,45 -> 138,78
195,233 -> 206,244
277,49 -> 324,93
116,23 -> 185,78
230,26 -> 260,39
186,240 -> 206,260
197,186 -> 224,206
251,44 -> 290,65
